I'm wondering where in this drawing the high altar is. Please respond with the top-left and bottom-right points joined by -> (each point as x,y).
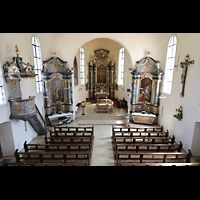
130,56 -> 164,125
86,49 -> 118,100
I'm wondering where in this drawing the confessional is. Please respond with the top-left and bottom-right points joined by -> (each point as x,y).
86,49 -> 118,100
130,56 -> 164,125
42,56 -> 73,126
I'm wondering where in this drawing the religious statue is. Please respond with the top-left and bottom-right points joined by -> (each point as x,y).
174,106 -> 183,120
180,54 -> 194,97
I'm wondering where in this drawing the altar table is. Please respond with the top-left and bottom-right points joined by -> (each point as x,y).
131,112 -> 156,125
94,92 -> 109,99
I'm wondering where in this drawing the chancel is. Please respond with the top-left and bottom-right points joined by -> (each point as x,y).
1,33 -> 200,166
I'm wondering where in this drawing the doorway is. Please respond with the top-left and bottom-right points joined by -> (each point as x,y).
191,122 -> 200,157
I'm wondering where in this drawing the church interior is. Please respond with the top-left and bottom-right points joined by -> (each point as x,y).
0,33 -> 200,166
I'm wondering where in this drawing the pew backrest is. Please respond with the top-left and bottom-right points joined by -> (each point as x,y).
112,126 -> 165,137
14,149 -> 91,165
117,162 -> 200,166
53,126 -> 94,137
24,141 -> 92,152
114,141 -> 183,153
113,135 -> 175,144
116,149 -> 192,165
45,136 -> 93,144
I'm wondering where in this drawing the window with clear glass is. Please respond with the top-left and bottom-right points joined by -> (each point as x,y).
32,35 -> 43,93
163,35 -> 177,95
80,47 -> 85,86
118,47 -> 125,85
0,63 -> 6,105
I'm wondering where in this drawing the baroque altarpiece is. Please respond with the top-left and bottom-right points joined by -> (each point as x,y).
86,49 -> 118,100
42,56 -> 73,125
130,56 -> 164,124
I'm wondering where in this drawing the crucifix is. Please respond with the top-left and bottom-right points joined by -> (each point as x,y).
180,54 -> 194,97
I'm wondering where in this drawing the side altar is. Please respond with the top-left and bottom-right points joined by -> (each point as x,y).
130,56 -> 164,125
42,54 -> 73,126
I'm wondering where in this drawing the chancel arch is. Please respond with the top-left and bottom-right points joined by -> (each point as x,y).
73,37 -> 133,103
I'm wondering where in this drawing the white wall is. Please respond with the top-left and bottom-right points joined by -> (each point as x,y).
159,33 -> 200,153
0,33 -> 55,155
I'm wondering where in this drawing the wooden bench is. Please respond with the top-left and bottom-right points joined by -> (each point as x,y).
53,126 -> 94,137
14,149 -> 91,166
117,162 -> 200,166
113,135 -> 175,145
4,161 -> 89,166
24,141 -> 93,154
45,136 -> 93,144
113,142 -> 183,155
112,126 -> 165,137
115,149 -> 192,166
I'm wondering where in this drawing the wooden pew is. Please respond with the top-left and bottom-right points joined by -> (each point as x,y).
112,126 -> 166,138
117,162 -> 200,166
115,149 -> 192,166
24,141 -> 92,154
45,136 -> 93,144
52,126 -> 94,137
4,161 -> 88,166
113,135 -> 175,145
113,142 -> 183,155
113,125 -> 164,132
14,149 -> 91,166
50,130 -> 93,138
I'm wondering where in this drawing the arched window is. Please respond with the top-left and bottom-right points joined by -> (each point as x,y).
80,47 -> 85,85
118,47 -> 125,85
0,62 -> 6,105
163,35 -> 177,95
32,35 -> 43,93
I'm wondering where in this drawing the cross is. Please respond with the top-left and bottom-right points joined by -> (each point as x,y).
180,54 -> 194,97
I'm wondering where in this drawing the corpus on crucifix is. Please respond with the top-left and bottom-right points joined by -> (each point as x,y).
180,54 -> 194,97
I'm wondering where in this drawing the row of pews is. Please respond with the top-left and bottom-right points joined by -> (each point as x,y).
4,126 -> 94,166
112,126 -> 200,166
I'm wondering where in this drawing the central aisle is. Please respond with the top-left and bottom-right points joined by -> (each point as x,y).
91,125 -> 115,166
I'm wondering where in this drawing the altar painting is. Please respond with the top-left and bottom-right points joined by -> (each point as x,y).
97,64 -> 106,84
139,78 -> 152,103
52,78 -> 64,103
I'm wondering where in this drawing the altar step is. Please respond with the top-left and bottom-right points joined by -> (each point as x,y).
75,115 -> 124,125
76,116 -> 124,120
